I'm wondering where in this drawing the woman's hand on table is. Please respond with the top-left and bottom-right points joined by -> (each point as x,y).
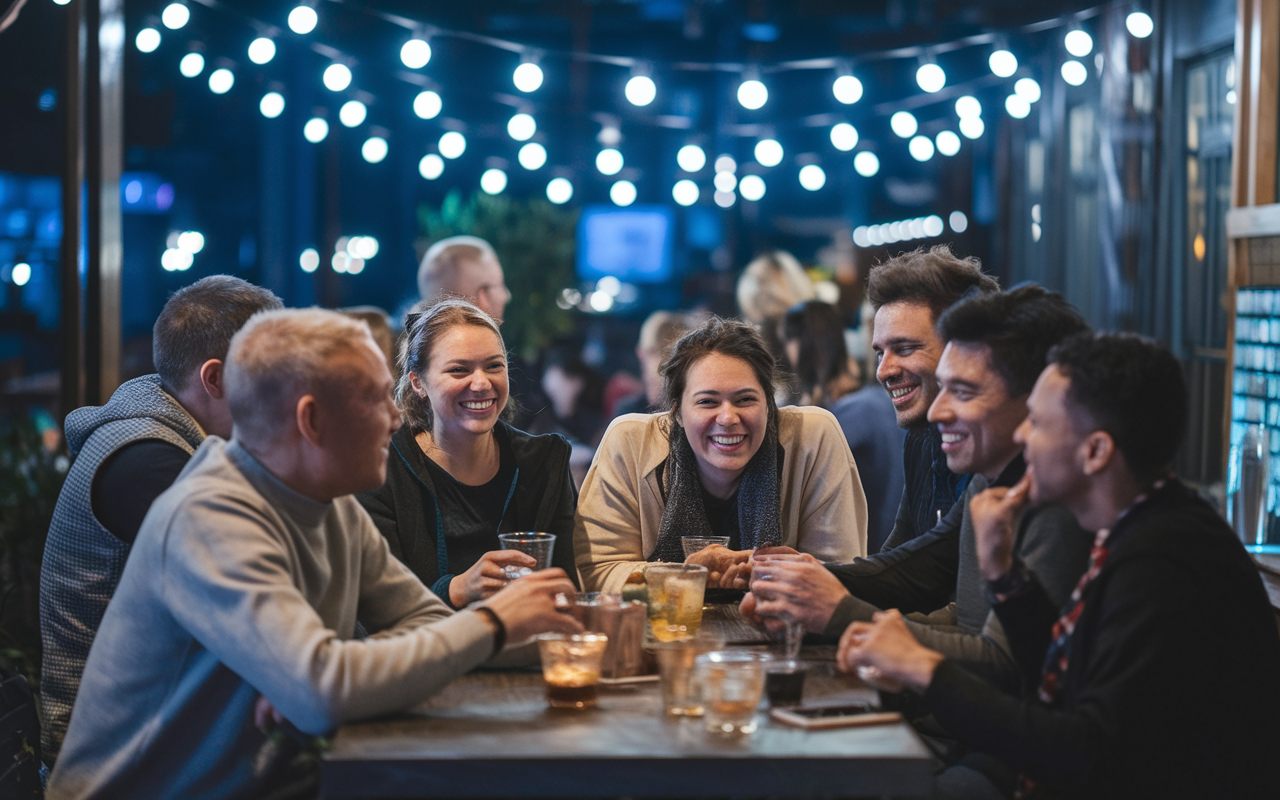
449,550 -> 538,607
684,545 -> 751,588
748,553 -> 849,634
836,610 -> 943,694
482,568 -> 583,645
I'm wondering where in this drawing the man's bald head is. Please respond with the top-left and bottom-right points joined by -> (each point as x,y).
417,236 -> 509,321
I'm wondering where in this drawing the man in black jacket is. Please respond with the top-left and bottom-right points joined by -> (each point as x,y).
840,332 -> 1280,799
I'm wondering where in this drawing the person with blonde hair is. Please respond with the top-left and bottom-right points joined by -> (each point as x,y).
360,298 -> 579,608
736,250 -> 816,324
49,308 -> 579,799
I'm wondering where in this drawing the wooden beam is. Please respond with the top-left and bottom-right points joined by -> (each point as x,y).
1227,204 -> 1280,238
1255,0 -> 1279,205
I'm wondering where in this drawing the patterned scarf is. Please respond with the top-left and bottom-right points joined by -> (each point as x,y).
647,416 -> 782,562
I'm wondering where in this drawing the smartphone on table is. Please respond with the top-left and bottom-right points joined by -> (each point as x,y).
769,702 -> 901,730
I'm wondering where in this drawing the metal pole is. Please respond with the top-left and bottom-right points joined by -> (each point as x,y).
59,0 -> 85,417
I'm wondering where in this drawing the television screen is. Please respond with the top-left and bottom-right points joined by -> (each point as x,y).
576,205 -> 674,284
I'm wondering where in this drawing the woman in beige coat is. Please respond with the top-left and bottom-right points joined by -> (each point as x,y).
574,317 -> 868,593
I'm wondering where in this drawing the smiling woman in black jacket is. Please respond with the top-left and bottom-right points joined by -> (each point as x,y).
359,299 -> 578,609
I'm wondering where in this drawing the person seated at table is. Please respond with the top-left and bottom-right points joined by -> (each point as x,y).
781,299 -> 906,553
47,308 -> 581,800
574,316 -> 868,593
839,333 -> 1280,800
745,287 -> 1093,692
359,299 -> 579,608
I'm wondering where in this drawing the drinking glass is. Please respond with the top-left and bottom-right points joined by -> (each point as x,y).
536,632 -> 609,709
498,532 -> 556,579
695,650 -> 769,735
655,633 -> 725,716
1228,424 -> 1272,546
682,536 -> 731,559
644,564 -> 708,642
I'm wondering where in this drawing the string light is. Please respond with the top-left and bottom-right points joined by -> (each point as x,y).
737,79 -> 767,110
179,52 -> 204,78
413,91 -> 441,119
672,179 -> 699,206
287,6 -> 317,35
518,142 -> 547,170
596,148 -> 623,175
248,37 -> 276,65
362,137 -> 388,163
208,69 -> 234,94
677,144 -> 706,172
162,3 -> 190,30
935,130 -> 961,156
11,263 -> 30,286
908,135 -> 935,162
300,248 -> 319,273
1126,11 -> 1154,38
610,180 -> 637,206
1064,29 -> 1093,57
853,214 -> 946,247
739,174 -> 766,201
259,92 -> 285,118
959,116 -> 985,139
955,96 -> 981,119
1015,77 -> 1041,103
507,113 -> 536,141
546,177 -> 573,204
1061,60 -> 1087,86
625,74 -> 657,106
1005,95 -> 1031,118
401,38 -> 432,69
832,74 -> 863,104
890,111 -> 918,138
754,139 -> 783,167
513,61 -> 544,92
438,131 -> 466,158
714,190 -> 735,208
303,117 -> 328,142
916,62 -> 946,93
176,230 -> 204,253
989,49 -> 1018,78
136,28 -> 161,53
419,154 -> 444,179
854,151 -> 880,177
715,155 -> 737,173
950,211 -> 969,232
480,168 -> 508,194
830,123 -> 858,151
713,172 -> 737,192
339,100 -> 366,127
162,248 -> 193,271
323,63 -> 352,92
798,164 -> 826,191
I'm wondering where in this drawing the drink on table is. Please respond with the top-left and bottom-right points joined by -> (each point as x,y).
536,633 -> 609,709
696,651 -> 769,736
655,634 -> 724,716
681,535 -> 731,559
498,532 -> 556,579
644,564 -> 708,642
763,661 -> 806,707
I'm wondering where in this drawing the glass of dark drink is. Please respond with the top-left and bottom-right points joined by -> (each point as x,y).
536,633 -> 609,709
764,660 -> 806,707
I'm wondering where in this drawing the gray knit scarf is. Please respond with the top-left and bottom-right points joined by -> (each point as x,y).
648,415 -> 782,562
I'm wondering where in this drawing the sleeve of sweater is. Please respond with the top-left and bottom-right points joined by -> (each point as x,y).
793,409 -> 868,562
545,439 -> 583,589
160,492 -> 495,736
573,419 -> 649,593
925,555 -> 1192,787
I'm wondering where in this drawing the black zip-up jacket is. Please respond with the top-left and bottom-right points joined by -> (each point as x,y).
924,478 -> 1280,799
358,422 -> 579,607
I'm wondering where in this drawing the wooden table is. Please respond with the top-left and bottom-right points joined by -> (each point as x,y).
322,608 -> 935,799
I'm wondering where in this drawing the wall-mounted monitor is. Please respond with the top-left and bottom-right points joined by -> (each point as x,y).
576,205 -> 674,284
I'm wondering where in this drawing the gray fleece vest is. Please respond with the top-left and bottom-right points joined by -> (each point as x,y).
38,374 -> 204,761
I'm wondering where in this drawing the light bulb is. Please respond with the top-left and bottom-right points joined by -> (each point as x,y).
625,75 -> 656,106
259,92 -> 285,118
401,39 -> 432,69
935,130 -> 961,156
361,137 -> 387,164
833,74 -> 863,104
1065,30 -> 1093,57
300,249 -> 319,273
672,179 -> 699,206
303,117 -> 328,143
413,91 -> 441,120
854,151 -> 880,177
737,79 -> 767,110
950,211 -> 969,233
890,111 -> 918,138
507,113 -> 536,141
610,180 -> 637,206
1005,95 -> 1031,119
514,62 -> 544,92
208,68 -> 234,95
916,63 -> 946,93
830,123 -> 859,151
1015,77 -> 1041,103
287,6 -> 318,35
908,135 -> 935,162
1126,12 -> 1153,38
989,49 -> 1018,78
338,100 -> 366,127
419,154 -> 444,180
596,148 -> 623,175
754,139 -> 783,167
248,37 -> 276,65
676,144 -> 706,172
438,131 -> 466,159
323,63 -> 352,92
955,96 -> 981,119
739,174 -> 766,201
798,164 -> 826,191
518,142 -> 547,170
136,28 -> 161,53
1061,60 -> 1088,86
713,172 -> 737,193
959,116 -> 985,139
162,3 -> 189,30
546,178 -> 573,204
480,168 -> 507,195
179,52 -> 204,78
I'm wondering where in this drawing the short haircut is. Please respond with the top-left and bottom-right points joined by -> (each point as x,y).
736,251 -> 815,323
152,275 -> 283,393
396,298 -> 511,434
937,284 -> 1089,397
781,300 -> 849,403
225,309 -> 376,443
638,311 -> 696,356
660,316 -> 781,430
1049,332 -> 1187,482
417,236 -> 496,302
866,245 -> 999,322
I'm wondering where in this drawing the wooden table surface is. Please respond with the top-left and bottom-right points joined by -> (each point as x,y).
321,607 -> 934,799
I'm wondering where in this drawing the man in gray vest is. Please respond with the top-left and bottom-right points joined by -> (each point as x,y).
38,275 -> 282,761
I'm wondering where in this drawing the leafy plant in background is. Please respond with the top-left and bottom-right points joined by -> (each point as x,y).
418,190 -> 579,363
0,417 -> 67,686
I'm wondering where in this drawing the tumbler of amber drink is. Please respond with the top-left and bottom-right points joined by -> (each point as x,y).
655,633 -> 725,716
695,651 -> 769,736
645,564 -> 708,643
536,633 -> 609,709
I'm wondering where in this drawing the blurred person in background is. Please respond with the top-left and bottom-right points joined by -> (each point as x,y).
575,317 -> 867,593
736,250 -> 815,402
613,310 -> 699,418
359,300 -> 579,609
782,300 -> 906,552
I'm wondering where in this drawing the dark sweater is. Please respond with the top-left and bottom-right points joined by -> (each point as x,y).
880,424 -> 968,552
358,422 -> 579,606
924,479 -> 1280,799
